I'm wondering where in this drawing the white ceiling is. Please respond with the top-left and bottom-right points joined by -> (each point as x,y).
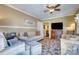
7,4 -> 79,20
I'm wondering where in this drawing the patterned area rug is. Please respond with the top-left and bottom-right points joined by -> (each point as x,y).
40,38 -> 61,55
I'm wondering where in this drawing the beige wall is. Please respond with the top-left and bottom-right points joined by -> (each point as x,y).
0,5 -> 40,32
48,15 -> 75,27
45,15 -> 75,38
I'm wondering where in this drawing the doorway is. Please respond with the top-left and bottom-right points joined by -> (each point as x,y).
43,21 -> 49,38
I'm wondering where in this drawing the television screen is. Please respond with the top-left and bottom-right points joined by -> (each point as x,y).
51,22 -> 63,29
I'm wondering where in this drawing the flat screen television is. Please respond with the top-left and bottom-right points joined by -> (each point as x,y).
51,22 -> 63,29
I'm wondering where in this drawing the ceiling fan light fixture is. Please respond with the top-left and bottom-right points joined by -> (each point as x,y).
44,4 -> 60,13
49,9 -> 54,12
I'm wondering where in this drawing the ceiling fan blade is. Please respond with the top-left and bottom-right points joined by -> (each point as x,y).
46,5 -> 49,8
55,9 -> 60,11
55,4 -> 60,8
44,10 -> 49,12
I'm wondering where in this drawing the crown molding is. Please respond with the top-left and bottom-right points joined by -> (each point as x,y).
5,4 -> 39,19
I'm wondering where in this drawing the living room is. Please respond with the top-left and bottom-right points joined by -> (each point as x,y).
0,4 -> 79,55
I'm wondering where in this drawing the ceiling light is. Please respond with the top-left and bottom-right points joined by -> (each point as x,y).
49,9 -> 54,12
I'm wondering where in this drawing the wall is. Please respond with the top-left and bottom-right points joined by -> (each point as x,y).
46,15 -> 75,38
0,5 -> 40,32
37,21 -> 44,37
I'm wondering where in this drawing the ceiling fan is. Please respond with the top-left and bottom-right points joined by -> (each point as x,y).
44,4 -> 60,14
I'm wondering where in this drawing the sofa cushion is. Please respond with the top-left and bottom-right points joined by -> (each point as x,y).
0,41 -> 25,55
7,37 -> 18,46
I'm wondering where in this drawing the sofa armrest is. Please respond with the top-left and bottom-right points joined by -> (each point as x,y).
0,41 -> 25,55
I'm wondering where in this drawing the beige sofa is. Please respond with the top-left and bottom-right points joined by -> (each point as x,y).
18,31 -> 44,41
